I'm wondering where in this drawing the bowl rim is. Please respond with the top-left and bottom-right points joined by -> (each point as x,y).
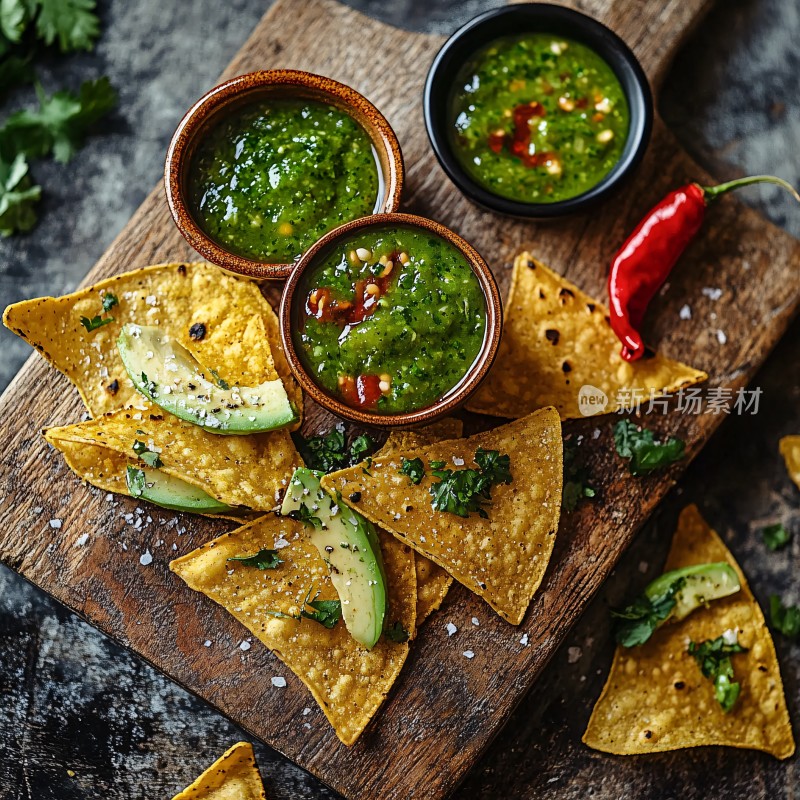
164,69 -> 404,281
423,2 -> 654,220
279,212 -> 503,428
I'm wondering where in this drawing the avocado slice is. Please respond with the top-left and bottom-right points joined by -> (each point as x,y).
126,465 -> 233,514
281,468 -> 387,649
117,323 -> 297,434
645,562 -> 741,621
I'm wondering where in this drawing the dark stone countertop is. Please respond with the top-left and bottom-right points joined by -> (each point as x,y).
0,1 -> 798,798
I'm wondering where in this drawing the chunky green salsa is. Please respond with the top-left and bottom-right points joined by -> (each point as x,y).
294,226 -> 486,414
450,34 -> 630,203
189,98 -> 380,263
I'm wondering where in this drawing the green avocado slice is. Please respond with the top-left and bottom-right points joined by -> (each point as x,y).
281,467 -> 387,649
126,465 -> 233,514
117,323 -> 297,434
645,562 -> 741,621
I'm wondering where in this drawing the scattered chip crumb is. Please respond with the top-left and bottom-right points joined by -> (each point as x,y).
463,650 -> 475,659
519,633 -> 529,646
66,769 -> 75,778
49,518 -> 62,529
679,303 -> 692,320
567,646 -> 583,663
75,533 -> 89,547
271,676 -> 287,688
446,622 -> 458,636
139,549 -> 153,566
239,640 -> 251,652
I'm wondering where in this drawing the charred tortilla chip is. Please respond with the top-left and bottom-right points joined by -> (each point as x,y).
779,436 -> 800,491
322,408 -> 563,625
466,253 -> 706,420
170,741 -> 266,800
3,262 -> 302,424
583,504 -> 795,759
45,407 -> 301,511
170,514 -> 416,746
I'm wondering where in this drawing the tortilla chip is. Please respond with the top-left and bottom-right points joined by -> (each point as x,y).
779,436 -> 800,491
466,252 -> 707,421
583,504 -> 795,759
2,261 -> 302,424
170,513 -> 416,746
45,407 -> 301,511
322,408 -> 563,625
375,420 -> 463,625
171,742 -> 266,800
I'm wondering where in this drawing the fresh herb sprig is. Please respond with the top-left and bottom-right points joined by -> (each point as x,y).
688,634 -> 747,713
770,595 -> 800,639
294,425 -> 376,473
611,578 -> 686,648
614,419 -> 685,476
227,549 -> 283,570
398,457 -> 425,485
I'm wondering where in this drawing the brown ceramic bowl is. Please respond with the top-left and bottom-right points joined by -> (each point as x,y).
280,212 -> 502,428
164,70 -> 404,281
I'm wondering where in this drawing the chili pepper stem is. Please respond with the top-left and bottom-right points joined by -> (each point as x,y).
702,175 -> 800,204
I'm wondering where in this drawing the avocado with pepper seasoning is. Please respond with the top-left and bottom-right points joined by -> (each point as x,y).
294,226 -> 487,414
188,98 -> 380,263
450,34 -> 629,203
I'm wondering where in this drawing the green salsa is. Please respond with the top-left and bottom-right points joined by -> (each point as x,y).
294,226 -> 486,414
189,98 -> 380,263
450,34 -> 630,203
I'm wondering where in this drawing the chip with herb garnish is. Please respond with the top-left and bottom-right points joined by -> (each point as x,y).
79,313 -> 113,332
227,549 -> 283,570
613,419 -> 685,476
300,591 -> 342,629
322,408 -> 563,625
170,513 -> 416,746
762,523 -> 791,552
769,595 -> 800,640
170,741 -> 266,800
466,252 -> 706,420
688,633 -> 747,713
584,504 -> 794,759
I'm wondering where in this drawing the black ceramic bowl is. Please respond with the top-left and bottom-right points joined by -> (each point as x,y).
423,3 -> 653,219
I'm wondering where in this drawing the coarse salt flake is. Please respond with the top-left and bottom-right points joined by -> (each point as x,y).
519,633 -> 530,646
204,640 -> 212,647
239,640 -> 251,651
49,518 -> 62,529
463,650 -> 475,659
139,550 -> 153,566
446,622 -> 458,636
716,329 -> 727,345
679,304 -> 692,320
271,676 -> 287,688
75,533 -> 89,547
471,617 -> 480,626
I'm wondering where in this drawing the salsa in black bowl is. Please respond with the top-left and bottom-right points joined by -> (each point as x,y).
424,3 -> 653,219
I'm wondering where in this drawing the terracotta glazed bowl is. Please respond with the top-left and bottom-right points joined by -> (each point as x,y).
280,213 -> 503,428
165,70 -> 404,281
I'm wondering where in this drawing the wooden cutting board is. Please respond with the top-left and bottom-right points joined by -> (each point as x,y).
1,1 -> 798,798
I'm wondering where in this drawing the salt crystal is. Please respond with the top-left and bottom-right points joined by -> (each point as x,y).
520,633 -> 530,646
679,304 -> 692,320
49,518 -> 62,529
274,537 -> 290,550
463,650 -> 475,659
75,533 -> 89,547
471,617 -> 480,626
204,640 -> 212,647
271,676 -> 287,688
139,550 -> 153,566
702,287 -> 723,301
302,707 -> 311,716
446,622 -> 458,636
453,456 -> 465,466
239,640 -> 251,651
716,329 -> 727,345
567,646 -> 582,663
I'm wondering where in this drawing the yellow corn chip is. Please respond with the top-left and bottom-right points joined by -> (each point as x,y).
170,513 -> 416,746
322,408 -> 563,625
466,253 -> 707,421
583,504 -> 795,759
375,419 -> 463,625
3,262 -> 302,424
779,436 -> 800,491
45,407 -> 301,511
171,742 -> 266,800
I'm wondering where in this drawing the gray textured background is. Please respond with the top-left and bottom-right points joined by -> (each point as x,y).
0,1 -> 798,798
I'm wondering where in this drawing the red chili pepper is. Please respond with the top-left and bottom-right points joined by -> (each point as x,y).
608,175 -> 800,362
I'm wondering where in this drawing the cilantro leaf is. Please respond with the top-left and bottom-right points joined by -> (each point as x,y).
34,0 -> 100,52
0,152 -> 40,236
614,419 -> 685,476
287,503 -> 322,530
227,548 -> 283,570
293,425 -> 376,473
125,465 -> 146,498
429,448 -> 512,519
762,523 -> 791,552
384,621 -> 410,643
0,0 -> 28,44
101,292 -> 118,312
132,439 -> 163,469
688,634 -> 747,713
399,456 -> 425,485
0,77 -> 117,163
611,577 -> 686,647
301,596 -> 341,629
770,595 -> 800,639
562,439 -> 597,511
79,313 -> 112,332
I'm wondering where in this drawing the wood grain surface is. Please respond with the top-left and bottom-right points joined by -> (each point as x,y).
1,1 -> 799,798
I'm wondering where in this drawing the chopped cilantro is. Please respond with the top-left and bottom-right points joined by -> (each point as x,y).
562,439 -> 596,511
79,314 -> 113,332
613,419 -> 685,476
125,465 -> 145,498
429,447 -> 512,519
227,548 -> 283,570
132,439 -> 163,469
399,457 -> 425,485
429,460 -> 446,470
101,292 -> 118,312
688,634 -> 747,713
266,588 -> 341,629
384,621 -> 410,643
287,503 -> 322,530
293,425 -> 376,473
611,578 -> 686,647
209,368 -> 229,390
770,595 -> 800,639
762,523 -> 791,552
